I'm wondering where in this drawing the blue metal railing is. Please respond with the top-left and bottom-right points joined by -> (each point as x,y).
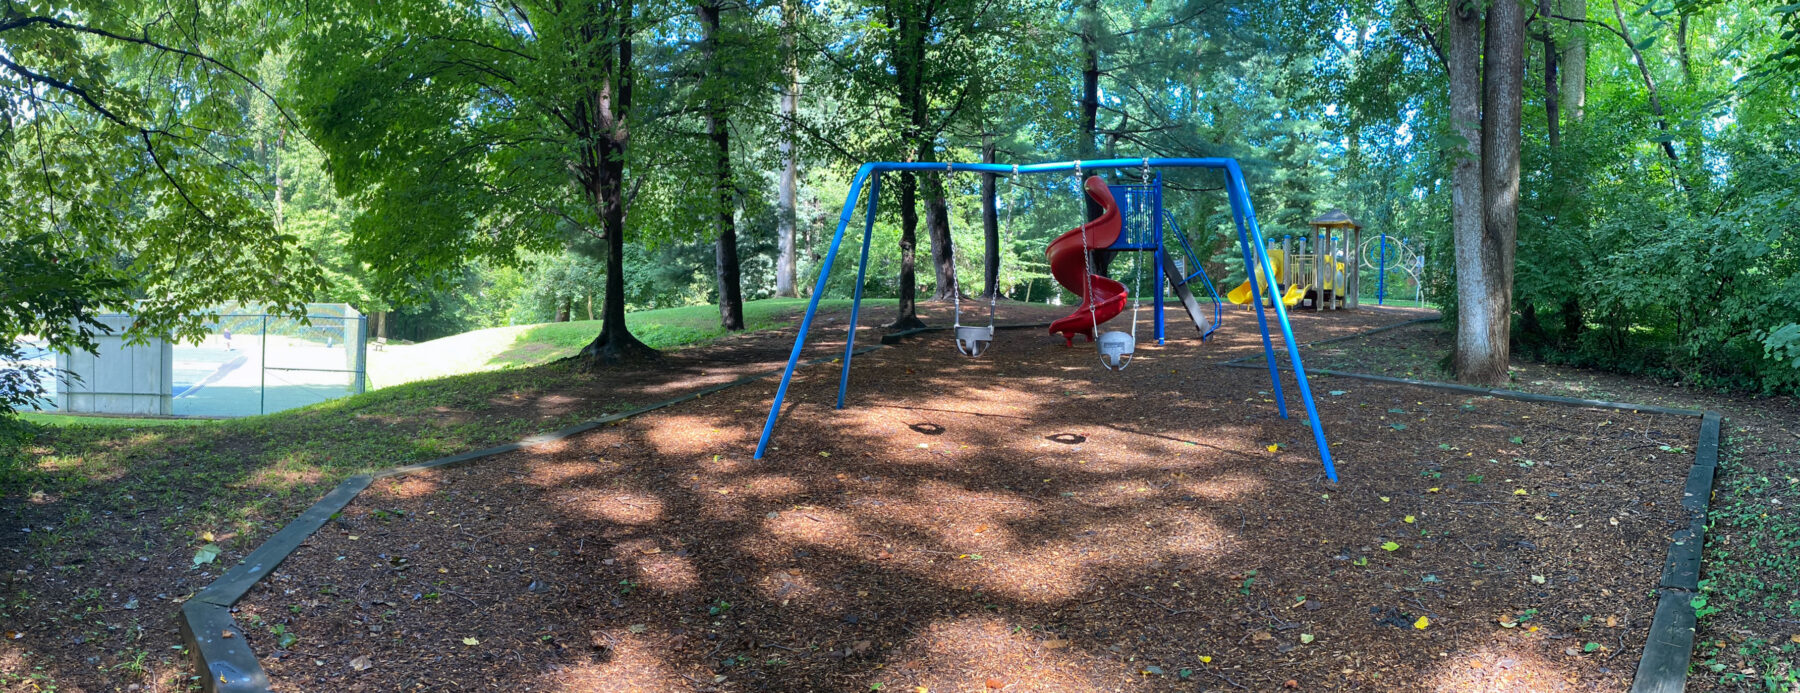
1162,213 -> 1224,341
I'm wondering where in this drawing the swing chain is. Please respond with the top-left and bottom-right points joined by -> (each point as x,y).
948,161 -> 961,326
1073,162 -> 1102,347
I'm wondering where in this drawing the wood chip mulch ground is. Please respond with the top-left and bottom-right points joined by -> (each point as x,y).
235,306 -> 1698,692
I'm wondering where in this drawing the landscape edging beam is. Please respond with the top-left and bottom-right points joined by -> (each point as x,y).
178,341 -> 892,692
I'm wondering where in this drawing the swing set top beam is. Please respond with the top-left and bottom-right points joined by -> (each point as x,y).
851,157 -> 1241,176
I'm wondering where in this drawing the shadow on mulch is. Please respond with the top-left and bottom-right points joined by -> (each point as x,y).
240,307 -> 1692,692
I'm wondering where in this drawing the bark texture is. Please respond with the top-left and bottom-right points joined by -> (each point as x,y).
774,0 -> 800,298
576,8 -> 655,365
700,0 -> 744,331
980,137 -> 1001,299
1447,0 -> 1499,384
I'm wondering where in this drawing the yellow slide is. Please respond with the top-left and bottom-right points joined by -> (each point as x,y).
1228,249 -> 1305,307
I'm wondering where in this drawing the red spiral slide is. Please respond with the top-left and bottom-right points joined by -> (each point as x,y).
1047,176 -> 1128,346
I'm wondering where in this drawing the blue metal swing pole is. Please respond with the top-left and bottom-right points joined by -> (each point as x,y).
1377,233 -> 1388,305
755,165 -> 874,460
1153,173 -> 1166,344
1226,161 -> 1338,481
836,175 -> 883,409
1226,179 -> 1289,419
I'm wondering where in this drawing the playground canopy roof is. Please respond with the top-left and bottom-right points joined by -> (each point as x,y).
1310,209 -> 1361,228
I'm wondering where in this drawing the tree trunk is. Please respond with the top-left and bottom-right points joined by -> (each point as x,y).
890,170 -> 926,329
1466,0 -> 1524,385
700,0 -> 744,331
886,3 -> 929,329
1448,0 -> 1499,384
578,17 -> 656,365
1610,0 -> 1678,163
1077,0 -> 1113,277
980,136 -> 1001,300
773,0 -> 800,298
1539,0 -> 1560,149
922,161 -> 957,301
1558,0 -> 1587,122
1560,296 -> 1584,343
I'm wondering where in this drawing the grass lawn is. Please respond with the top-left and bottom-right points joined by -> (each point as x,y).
368,298 -> 849,387
16,412 -> 218,427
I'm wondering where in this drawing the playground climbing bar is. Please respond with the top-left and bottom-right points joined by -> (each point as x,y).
752,158 -> 1339,482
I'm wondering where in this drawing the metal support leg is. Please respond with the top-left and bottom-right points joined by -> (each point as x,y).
836,176 -> 882,409
1227,163 -> 1338,481
1229,190 -> 1288,419
756,166 -> 874,460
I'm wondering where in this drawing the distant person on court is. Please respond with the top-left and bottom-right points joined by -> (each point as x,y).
223,329 -> 234,351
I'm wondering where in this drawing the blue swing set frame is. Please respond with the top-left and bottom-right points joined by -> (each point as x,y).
750,157 -> 1340,482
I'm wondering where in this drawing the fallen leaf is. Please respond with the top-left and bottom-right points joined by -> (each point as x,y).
1252,630 -> 1274,642
192,544 -> 221,567
1379,496 -> 1391,503
1381,541 -> 1401,551
1284,680 -> 1299,689
1498,614 -> 1518,628
1414,616 -> 1430,630
1513,489 -> 1528,496
1266,444 -> 1280,453
1300,633 -> 1315,644
1198,655 -> 1212,663
1608,616 -> 1619,628
1531,575 -> 1546,585
1403,516 -> 1415,524
350,655 -> 372,671
462,637 -> 480,646
627,624 -> 647,634
985,678 -> 1004,689
1427,487 -> 1441,493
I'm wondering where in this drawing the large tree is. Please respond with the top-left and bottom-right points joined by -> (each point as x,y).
290,0 -> 655,364
1446,0 -> 1524,385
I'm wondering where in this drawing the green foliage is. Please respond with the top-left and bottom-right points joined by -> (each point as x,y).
0,233 -> 128,411
2,1 -> 323,385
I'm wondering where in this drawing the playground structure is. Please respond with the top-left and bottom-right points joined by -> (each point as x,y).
1042,170 -> 1224,355
754,157 -> 1341,482
1360,233 -> 1426,305
1227,209 -> 1364,311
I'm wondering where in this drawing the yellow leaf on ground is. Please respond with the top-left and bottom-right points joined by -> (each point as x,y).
1414,616 -> 1430,630
1266,444 -> 1280,452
